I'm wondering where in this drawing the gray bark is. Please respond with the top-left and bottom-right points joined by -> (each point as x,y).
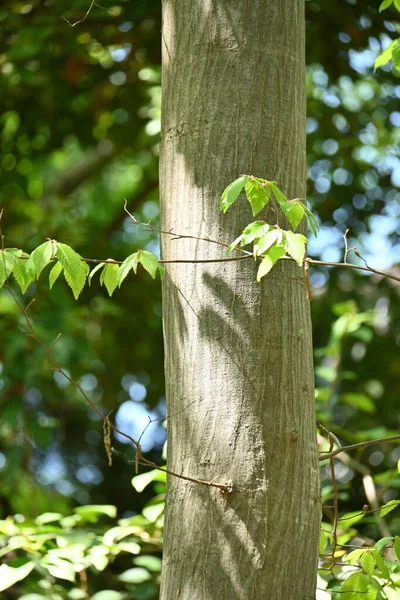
159,2 -> 320,599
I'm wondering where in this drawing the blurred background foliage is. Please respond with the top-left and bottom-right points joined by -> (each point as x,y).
0,0 -> 400,598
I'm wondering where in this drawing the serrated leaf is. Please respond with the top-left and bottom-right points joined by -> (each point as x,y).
241,221 -> 270,245
257,245 -> 286,282
339,510 -> 366,528
302,204 -> 319,236
373,549 -> 390,579
269,182 -> 287,203
380,0 -> 394,9
253,229 -> 282,256
380,500 -> 400,517
0,250 -> 18,286
117,252 -> 139,286
244,180 -> 271,216
0,559 -> 35,592
220,176 -> 248,213
374,537 -> 394,552
139,250 -> 159,279
55,243 -> 89,299
88,262 -> 105,284
100,263 -> 119,296
345,549 -> 364,564
12,258 -> 33,293
375,40 -> 396,70
361,551 -> 375,575
283,230 -> 307,265
278,200 -> 305,231
49,261 -> 63,290
26,241 -> 54,279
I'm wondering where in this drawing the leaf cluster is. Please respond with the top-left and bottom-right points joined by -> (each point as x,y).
220,175 -> 319,281
0,243 -> 164,299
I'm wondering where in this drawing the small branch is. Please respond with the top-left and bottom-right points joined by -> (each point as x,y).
319,435 -> 400,461
62,1 -> 106,27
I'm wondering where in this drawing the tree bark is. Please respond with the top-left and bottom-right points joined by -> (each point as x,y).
159,2 -> 320,599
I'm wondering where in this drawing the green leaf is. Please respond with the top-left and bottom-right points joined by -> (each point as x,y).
345,549 -> 364,564
269,182 -> 287,203
373,549 -> 390,579
319,531 -> 328,554
240,221 -> 270,245
12,257 -> 33,293
92,592 -> 124,600
88,262 -> 105,283
26,241 -> 54,279
253,230 -> 282,256
41,557 -> 76,582
257,245 -> 286,281
100,263 -> 119,296
278,199 -> 305,231
301,204 -> 319,236
74,505 -> 117,522
283,230 -> 307,265
380,500 -> 400,517
0,559 -> 35,592
244,179 -> 271,216
117,252 -> 139,286
339,510 -> 366,528
374,40 -> 396,70
118,567 -> 151,584
134,555 -> 162,572
49,261 -> 63,290
35,512 -> 63,525
0,251 -> 17,287
220,176 -> 248,213
131,467 -> 166,492
394,536 -> 400,561
360,551 -> 375,576
392,39 -> 400,71
395,0 -> 400,10
139,250 -> 161,279
55,243 -> 89,299
398,459 -> 400,474
379,0 -> 394,10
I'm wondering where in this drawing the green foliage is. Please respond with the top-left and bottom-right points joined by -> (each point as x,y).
0,242 -> 164,299
0,500 -> 163,598
221,175 -> 319,280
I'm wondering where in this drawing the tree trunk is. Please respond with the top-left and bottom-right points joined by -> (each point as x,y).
159,2 -> 320,599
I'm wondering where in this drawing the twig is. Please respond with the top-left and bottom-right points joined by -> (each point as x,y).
319,435 -> 400,461
62,1 -> 105,27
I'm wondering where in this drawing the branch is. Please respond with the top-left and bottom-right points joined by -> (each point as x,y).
319,435 -> 400,461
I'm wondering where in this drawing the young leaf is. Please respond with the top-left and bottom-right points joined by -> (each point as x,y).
0,559 -> 35,592
269,182 -> 287,203
55,243 -> 89,299
138,250 -> 160,279
379,0 -> 394,10
49,261 -> 63,290
0,250 -> 17,286
278,199 -> 305,231
220,176 -> 248,213
360,551 -> 375,576
302,204 -> 319,237
283,230 -> 307,266
253,229 -> 282,256
88,262 -> 106,284
244,180 -> 271,216
257,245 -> 286,282
12,258 -> 33,294
240,221 -> 270,245
117,252 -> 139,286
373,549 -> 390,579
100,263 -> 119,296
374,39 -> 396,70
380,499 -> 400,517
26,241 -> 54,279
